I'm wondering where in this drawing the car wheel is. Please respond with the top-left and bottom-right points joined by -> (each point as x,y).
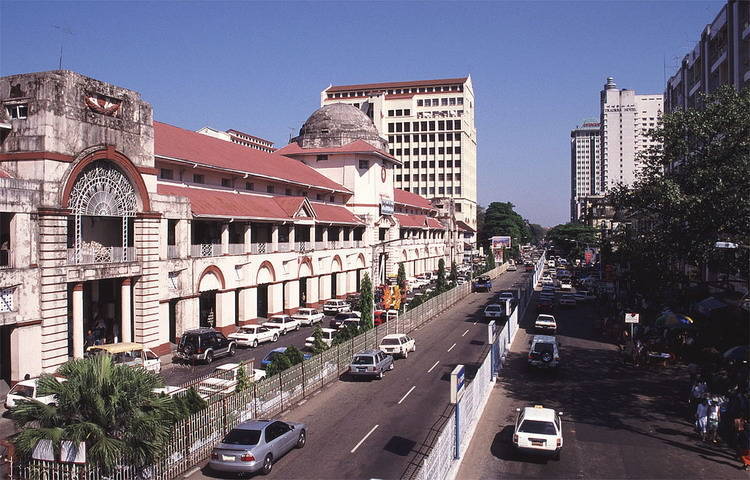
296,429 -> 306,448
261,454 -> 273,475
378,370 -> 384,379
272,334 -> 279,342
228,344 -> 236,357
252,339 -> 258,349
204,351 -> 214,364
403,350 -> 408,359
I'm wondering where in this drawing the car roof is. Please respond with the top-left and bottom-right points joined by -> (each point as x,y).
532,335 -> 557,343
216,363 -> 241,371
183,327 -> 216,335
356,349 -> 381,356
521,406 -> 556,421
537,314 -> 555,320
382,334 -> 407,339
319,328 -> 337,333
235,419 -> 273,430
269,314 -> 290,319
268,347 -> 287,353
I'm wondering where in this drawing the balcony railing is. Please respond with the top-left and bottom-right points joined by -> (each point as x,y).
250,242 -> 267,254
315,241 -> 326,250
296,241 -> 311,253
0,250 -> 13,268
67,246 -> 136,265
191,244 -> 223,258
167,245 -> 180,259
328,241 -> 341,249
227,243 -> 246,255
277,243 -> 291,253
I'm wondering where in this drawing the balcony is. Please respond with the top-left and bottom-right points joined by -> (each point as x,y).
0,250 -> 12,269
227,243 -> 246,255
250,242 -> 268,254
277,243 -> 291,253
67,246 -> 136,265
167,245 -> 180,259
315,241 -> 326,250
191,244 -> 223,258
295,241 -> 311,253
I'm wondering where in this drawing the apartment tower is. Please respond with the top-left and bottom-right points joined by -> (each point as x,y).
570,119 -> 602,222
320,77 -> 478,228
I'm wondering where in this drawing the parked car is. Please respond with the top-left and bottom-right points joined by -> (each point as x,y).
176,328 -> 236,364
559,279 -> 573,290
292,308 -> 324,327
374,309 -> 398,326
345,293 -> 362,311
262,315 -> 300,335
209,419 -> 307,475
534,314 -> 557,333
304,328 -> 337,349
456,277 -> 467,285
329,311 -> 360,329
86,342 -> 161,374
5,377 -> 65,409
513,405 -> 563,459
340,318 -> 363,330
198,363 -> 266,397
348,349 -> 394,380
472,275 -> 492,292
323,299 -> 351,315
260,347 -> 313,367
507,264 -> 518,271
559,294 -> 577,308
573,290 -> 596,303
484,304 -> 506,321
378,334 -> 416,359
527,335 -> 561,369
228,325 -> 279,348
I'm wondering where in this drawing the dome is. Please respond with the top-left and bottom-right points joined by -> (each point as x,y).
292,103 -> 387,150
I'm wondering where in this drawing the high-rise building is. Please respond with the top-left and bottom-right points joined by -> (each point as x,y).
570,119 -> 602,222
665,0 -> 749,113
600,77 -> 663,192
196,126 -> 275,152
320,77 -> 478,228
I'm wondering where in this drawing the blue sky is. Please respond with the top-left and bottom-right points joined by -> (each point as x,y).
0,0 -> 724,226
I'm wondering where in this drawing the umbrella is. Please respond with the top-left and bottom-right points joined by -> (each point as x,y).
723,345 -> 749,362
655,311 -> 694,327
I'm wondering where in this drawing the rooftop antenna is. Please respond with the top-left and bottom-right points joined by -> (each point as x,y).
52,25 -> 74,70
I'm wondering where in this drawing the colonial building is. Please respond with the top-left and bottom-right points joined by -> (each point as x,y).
0,71 -> 460,386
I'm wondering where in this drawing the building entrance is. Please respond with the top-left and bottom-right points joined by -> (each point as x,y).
331,273 -> 338,299
0,325 -> 12,385
257,284 -> 269,318
299,277 -> 308,306
199,291 -> 217,328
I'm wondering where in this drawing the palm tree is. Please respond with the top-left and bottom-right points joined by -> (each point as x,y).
10,355 -> 179,474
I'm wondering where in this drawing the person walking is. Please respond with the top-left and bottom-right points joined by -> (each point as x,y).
738,419 -> 750,471
707,395 -> 722,444
696,398 -> 709,442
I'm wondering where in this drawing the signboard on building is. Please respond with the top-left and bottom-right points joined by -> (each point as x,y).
624,313 -> 640,324
491,236 -> 511,249
380,197 -> 394,216
450,364 -> 466,404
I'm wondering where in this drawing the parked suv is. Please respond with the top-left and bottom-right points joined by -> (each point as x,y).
176,328 -> 236,364
348,349 -> 394,380
527,335 -> 561,369
329,311 -> 360,329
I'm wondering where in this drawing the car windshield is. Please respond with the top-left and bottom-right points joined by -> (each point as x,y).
352,355 -> 374,365
381,338 -> 401,345
9,384 -> 34,397
533,343 -> 554,354
486,306 -> 501,312
239,327 -> 257,334
222,429 -> 262,446
519,420 -> 557,435
268,318 -> 285,323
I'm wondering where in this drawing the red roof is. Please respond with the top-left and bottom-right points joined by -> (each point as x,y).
273,196 -> 309,218
393,213 -> 427,228
276,139 -> 399,164
309,202 -> 363,225
394,188 -> 433,210
426,217 -> 446,229
456,220 -> 475,233
327,77 -> 468,93
154,122 -> 348,193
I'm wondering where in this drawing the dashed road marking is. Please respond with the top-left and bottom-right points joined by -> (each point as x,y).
398,386 -> 417,405
351,424 -> 379,453
447,343 -> 457,352
462,329 -> 470,337
427,360 -> 440,373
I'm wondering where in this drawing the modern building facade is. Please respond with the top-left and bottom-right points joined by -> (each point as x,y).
196,126 -> 275,152
0,70 -> 460,386
600,77 -> 663,191
319,77 -> 478,229
569,119 -> 602,222
666,0 -> 750,113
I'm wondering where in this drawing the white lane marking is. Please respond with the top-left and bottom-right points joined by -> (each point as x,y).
427,360 -> 440,373
398,386 -> 417,405
351,424 -> 379,453
447,342 -> 457,352
462,329 -> 470,337
473,321 -> 478,325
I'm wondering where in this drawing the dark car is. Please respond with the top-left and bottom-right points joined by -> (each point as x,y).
346,293 -> 362,311
175,328 -> 236,364
472,275 -> 492,292
329,312 -> 360,329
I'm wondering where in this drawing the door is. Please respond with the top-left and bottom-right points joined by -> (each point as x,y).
168,300 -> 177,344
299,278 -> 307,307
0,325 -> 12,385
331,273 -> 337,298
257,284 -> 269,319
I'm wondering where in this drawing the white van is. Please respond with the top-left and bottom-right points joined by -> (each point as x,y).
86,342 -> 161,374
5,377 -> 66,409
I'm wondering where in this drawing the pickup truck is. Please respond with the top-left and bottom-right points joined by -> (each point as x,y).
472,275 -> 492,292
197,363 -> 266,397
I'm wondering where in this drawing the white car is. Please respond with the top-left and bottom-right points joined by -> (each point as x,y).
534,314 -> 557,333
305,328 -> 337,349
513,405 -> 563,458
559,279 -> 573,290
323,299 -> 351,315
228,325 -> 279,348
262,315 -> 300,335
198,363 -> 266,397
559,294 -> 577,308
507,264 -> 518,271
379,334 -> 416,359
484,304 -> 506,320
292,308 -> 324,326
5,377 -> 65,409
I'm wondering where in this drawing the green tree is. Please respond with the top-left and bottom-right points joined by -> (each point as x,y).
284,346 -> 304,366
235,364 -> 251,392
610,85 -> 750,304
310,325 -> 329,354
436,258 -> 447,292
265,352 -> 292,377
546,223 -> 598,260
485,251 -> 496,271
449,261 -> 458,284
172,387 -> 208,419
10,355 -> 178,474
397,263 -> 407,294
359,272 -> 374,330
478,202 -> 531,251
529,223 -> 546,245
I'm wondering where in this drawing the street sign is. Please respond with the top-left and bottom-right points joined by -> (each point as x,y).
624,313 -> 640,324
450,364 -> 465,404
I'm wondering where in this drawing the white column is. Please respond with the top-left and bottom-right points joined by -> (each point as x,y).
269,283 -> 284,314
215,290 -> 236,330
289,225 -> 296,251
307,277 -> 319,305
121,278 -> 132,343
221,223 -> 229,254
271,224 -> 279,252
243,223 -> 252,253
285,279 -> 300,311
73,283 -> 84,358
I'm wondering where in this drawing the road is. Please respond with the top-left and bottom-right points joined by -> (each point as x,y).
457,287 -> 742,479
189,269 -> 532,479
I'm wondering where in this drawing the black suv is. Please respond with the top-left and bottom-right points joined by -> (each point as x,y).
176,328 -> 236,364
329,312 -> 360,329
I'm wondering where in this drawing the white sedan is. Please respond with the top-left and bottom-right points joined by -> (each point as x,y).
304,328 -> 337,349
559,279 -> 573,290
262,315 -> 301,335
228,325 -> 279,348
484,304 -> 506,320
379,334 -> 416,359
292,308 -> 325,326
513,405 -> 563,459
534,314 -> 557,332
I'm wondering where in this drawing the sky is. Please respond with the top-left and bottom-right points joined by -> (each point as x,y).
0,0 -> 725,227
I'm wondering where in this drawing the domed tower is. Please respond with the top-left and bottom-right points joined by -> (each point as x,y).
291,103 -> 387,150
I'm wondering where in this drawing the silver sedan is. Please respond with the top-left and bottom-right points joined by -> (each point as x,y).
209,419 -> 306,475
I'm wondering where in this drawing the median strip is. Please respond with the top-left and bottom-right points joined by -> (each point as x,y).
397,386 -> 417,405
427,360 -> 440,373
351,424 -> 379,453
447,342 -> 457,352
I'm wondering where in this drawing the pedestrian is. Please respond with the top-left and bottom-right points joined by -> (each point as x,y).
84,329 -> 96,348
696,398 -> 709,442
738,419 -> 750,471
707,395 -> 722,444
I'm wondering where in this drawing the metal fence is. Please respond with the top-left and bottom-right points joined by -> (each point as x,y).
11,277 -> 476,480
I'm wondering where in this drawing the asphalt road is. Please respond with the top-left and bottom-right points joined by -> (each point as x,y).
189,269 -> 532,479
457,287 -> 743,479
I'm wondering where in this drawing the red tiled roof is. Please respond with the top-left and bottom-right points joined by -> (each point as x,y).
273,196 -> 309,218
276,139 -> 399,164
309,202 -> 363,225
426,217 -> 446,229
394,213 -> 427,228
326,77 -> 468,93
456,220 -> 475,233
154,122 -> 348,193
393,188 -> 433,210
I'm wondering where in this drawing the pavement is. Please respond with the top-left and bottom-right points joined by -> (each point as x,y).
457,290 -> 745,479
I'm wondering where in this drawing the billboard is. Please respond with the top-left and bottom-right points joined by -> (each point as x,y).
490,236 -> 512,249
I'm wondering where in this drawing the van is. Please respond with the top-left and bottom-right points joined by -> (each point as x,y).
86,342 -> 161,374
